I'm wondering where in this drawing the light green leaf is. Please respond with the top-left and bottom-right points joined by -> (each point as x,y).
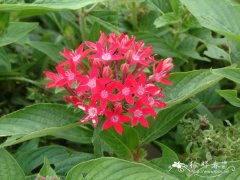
0,149 -> 25,180
66,157 -> 177,180
88,15 -> 122,34
217,90 -> 240,107
0,0 -> 104,11
180,0 -> 240,42
27,41 -> 64,63
37,157 -> 59,180
212,68 -> 240,84
15,145 -> 93,175
154,12 -> 180,28
154,142 -> 179,161
135,32 -> 187,60
0,22 -> 37,47
165,70 -> 223,106
0,103 -> 92,147
136,102 -> 198,144
204,44 -> 231,62
100,125 -> 139,159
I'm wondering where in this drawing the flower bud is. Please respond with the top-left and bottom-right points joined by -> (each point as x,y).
121,63 -> 129,75
102,65 -> 112,78
163,57 -> 173,72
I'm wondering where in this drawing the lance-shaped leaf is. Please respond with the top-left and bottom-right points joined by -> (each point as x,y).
100,125 -> 139,159
0,0 -> 104,11
0,22 -> 37,47
0,103 -> 92,147
165,70 -> 223,106
212,68 -> 240,84
217,90 -> 240,107
15,145 -> 93,175
0,149 -> 25,180
66,157 -> 177,180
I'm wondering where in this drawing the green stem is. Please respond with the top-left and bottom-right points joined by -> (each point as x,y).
92,118 -> 104,158
130,2 -> 138,31
78,9 -> 87,42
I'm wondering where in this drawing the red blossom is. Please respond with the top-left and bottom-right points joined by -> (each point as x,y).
128,101 -> 156,127
44,32 -> 173,135
102,107 -> 131,135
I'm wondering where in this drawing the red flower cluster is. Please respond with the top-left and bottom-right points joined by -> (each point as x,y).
44,32 -> 173,135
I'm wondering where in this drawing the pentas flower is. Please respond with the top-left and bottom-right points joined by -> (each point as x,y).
44,32 -> 173,135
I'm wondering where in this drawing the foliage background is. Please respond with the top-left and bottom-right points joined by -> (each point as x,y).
0,0 -> 240,179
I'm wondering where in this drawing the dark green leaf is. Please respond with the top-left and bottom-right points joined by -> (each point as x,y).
15,145 -> 93,175
0,103 -> 92,147
100,125 -> 139,159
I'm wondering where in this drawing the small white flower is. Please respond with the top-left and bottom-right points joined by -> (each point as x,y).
172,162 -> 184,169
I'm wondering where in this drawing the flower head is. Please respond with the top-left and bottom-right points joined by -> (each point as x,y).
44,32 -> 173,135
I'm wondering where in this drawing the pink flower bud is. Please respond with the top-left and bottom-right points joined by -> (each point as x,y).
163,57 -> 173,72
102,66 -> 112,78
121,63 -> 129,75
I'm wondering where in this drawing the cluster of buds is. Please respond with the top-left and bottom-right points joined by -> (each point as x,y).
44,32 -> 173,135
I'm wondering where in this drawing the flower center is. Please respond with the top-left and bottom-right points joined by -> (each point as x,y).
134,109 -> 142,117
148,97 -> 155,105
88,107 -> 97,117
133,54 -> 140,61
122,87 -> 130,95
65,71 -> 75,80
101,90 -> 108,98
137,86 -> 145,95
111,115 -> 119,123
101,53 -> 111,61
72,54 -> 81,62
87,78 -> 96,88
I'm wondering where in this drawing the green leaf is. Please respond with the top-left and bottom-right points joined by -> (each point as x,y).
154,12 -> 180,28
0,12 -> 9,35
66,157 -> 177,180
37,157 -> 59,180
27,41 -> 64,63
88,15 -> 122,34
15,145 -> 93,175
135,32 -> 187,60
154,142 -> 179,161
100,125 -> 139,159
0,149 -> 25,180
212,68 -> 240,84
0,103 -> 92,147
0,48 -> 11,72
0,0 -> 104,11
180,0 -> 240,42
165,70 -> 223,106
217,90 -> 240,107
136,102 -> 198,144
0,22 -> 37,47
204,44 -> 231,62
